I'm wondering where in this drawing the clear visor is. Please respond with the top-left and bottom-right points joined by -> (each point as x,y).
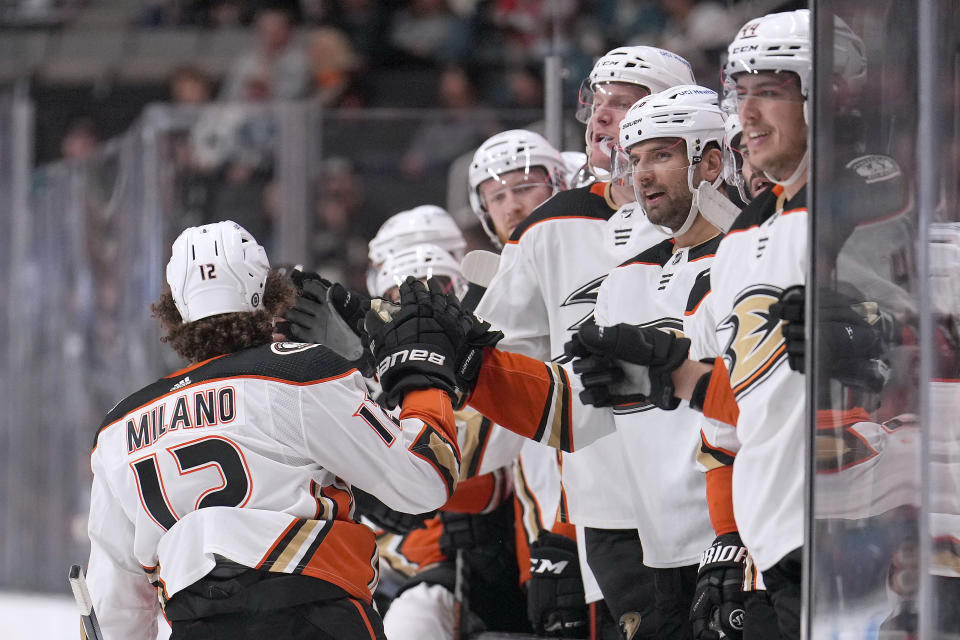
478,173 -> 553,211
576,79 -> 644,125
623,138 -> 692,175
722,138 -> 751,204
721,70 -> 806,114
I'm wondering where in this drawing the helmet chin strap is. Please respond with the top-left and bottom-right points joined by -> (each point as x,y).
764,148 -> 809,189
643,167 -> 724,239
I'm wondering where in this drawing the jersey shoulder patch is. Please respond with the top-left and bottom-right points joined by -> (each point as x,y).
509,184 -> 615,242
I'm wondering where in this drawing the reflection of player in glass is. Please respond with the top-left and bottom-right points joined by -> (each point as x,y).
85,220 -> 461,640
468,129 -> 567,247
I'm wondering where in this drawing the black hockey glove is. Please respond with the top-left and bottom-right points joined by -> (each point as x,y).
769,285 -> 893,392
526,532 -> 589,638
364,277 -> 502,409
352,487 -> 435,535
438,510 -> 504,556
565,322 -> 691,410
283,272 -> 368,362
690,533 -> 747,640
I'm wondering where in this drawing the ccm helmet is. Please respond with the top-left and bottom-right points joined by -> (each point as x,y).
576,46 -> 696,123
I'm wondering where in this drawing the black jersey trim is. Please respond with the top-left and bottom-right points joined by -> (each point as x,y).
727,185 -> 807,233
619,238 -> 676,268
508,184 -> 617,243
688,234 -> 723,261
685,269 -> 712,316
95,343 -> 356,450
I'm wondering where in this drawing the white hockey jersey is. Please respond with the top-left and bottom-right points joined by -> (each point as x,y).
593,234 -> 720,567
87,342 -> 460,640
475,183 -> 656,528
688,184 -> 807,572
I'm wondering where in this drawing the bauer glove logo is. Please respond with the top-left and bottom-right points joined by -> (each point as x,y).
377,349 -> 446,378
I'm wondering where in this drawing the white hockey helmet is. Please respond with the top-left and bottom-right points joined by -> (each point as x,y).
468,129 -> 567,246
576,46 -> 696,123
374,243 -> 467,300
723,10 -> 866,108
617,85 -> 727,237
367,205 -> 466,294
166,220 -> 270,323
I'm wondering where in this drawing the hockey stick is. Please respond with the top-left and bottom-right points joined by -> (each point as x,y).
459,250 -> 501,312
68,564 -> 104,640
452,548 -> 468,640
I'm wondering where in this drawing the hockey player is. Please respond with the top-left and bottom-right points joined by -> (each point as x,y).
572,85 -> 727,639
366,205 -> 467,297
722,114 -> 773,203
367,243 -> 528,640
468,129 -> 568,248
544,11 -> 873,640
474,45 -> 696,639
468,128 -> 596,637
86,221 -> 462,639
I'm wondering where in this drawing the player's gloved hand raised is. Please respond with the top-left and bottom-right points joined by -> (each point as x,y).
769,285 -> 893,392
526,532 -> 589,638
353,487 -> 436,535
690,533 -> 747,640
282,270 -> 368,362
364,277 -> 502,409
565,322 -> 691,410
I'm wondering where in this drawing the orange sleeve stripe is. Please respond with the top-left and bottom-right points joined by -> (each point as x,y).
400,389 -> 458,447
348,598 -> 378,640
469,348 -> 559,441
703,358 -> 740,426
705,465 -> 737,535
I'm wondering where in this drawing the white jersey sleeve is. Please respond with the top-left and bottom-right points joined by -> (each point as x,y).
476,240 -> 552,359
299,372 -> 456,513
87,460 -> 160,640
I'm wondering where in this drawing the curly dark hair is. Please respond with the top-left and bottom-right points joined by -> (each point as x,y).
152,269 -> 295,363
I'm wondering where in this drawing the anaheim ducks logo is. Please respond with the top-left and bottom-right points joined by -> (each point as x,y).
719,285 -> 787,398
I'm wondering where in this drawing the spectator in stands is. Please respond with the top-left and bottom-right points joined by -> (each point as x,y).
399,65 -> 499,179
169,66 -> 213,104
655,0 -> 737,83
311,156 -> 375,290
220,4 -> 311,101
60,115 -> 100,161
490,0 -> 579,62
308,26 -> 367,107
388,0 -> 470,65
